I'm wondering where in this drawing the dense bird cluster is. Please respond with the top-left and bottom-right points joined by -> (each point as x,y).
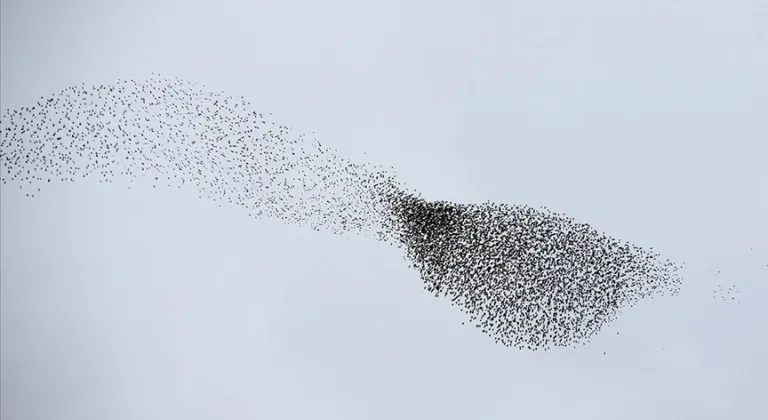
1,75 -> 685,350
381,192 -> 683,349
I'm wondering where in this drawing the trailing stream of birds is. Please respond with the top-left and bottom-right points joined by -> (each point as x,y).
2,74 -> 692,351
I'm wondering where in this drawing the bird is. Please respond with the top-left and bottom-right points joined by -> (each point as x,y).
713,283 -> 741,304
1,74 -> 686,351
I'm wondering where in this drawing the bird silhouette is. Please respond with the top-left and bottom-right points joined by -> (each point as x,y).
1,74 -> 686,351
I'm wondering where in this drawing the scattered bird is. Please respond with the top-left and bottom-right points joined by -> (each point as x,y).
1,74 -> 685,351
713,283 -> 741,304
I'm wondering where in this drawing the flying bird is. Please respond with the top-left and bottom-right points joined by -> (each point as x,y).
0,74 -> 685,351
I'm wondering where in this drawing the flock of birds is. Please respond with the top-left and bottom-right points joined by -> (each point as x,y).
0,75 -> 738,351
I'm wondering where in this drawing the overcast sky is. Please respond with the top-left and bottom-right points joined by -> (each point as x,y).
1,0 -> 766,419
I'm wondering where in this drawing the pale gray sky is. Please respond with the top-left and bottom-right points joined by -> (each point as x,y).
1,0 -> 766,419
